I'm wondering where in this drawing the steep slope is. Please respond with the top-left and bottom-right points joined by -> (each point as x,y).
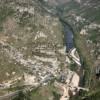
0,0 -> 64,96
0,0 -> 100,100
58,0 -> 100,99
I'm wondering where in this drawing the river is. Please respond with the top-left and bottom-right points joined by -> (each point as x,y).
60,19 -> 74,52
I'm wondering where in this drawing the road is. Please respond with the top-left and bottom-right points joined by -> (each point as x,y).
60,86 -> 69,100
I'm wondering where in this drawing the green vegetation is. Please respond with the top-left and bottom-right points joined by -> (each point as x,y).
0,6 -> 14,22
12,84 -> 60,100
74,32 -> 93,86
0,26 -> 3,32
72,25 -> 100,100
82,88 -> 100,100
69,62 -> 78,71
0,50 -> 22,82
88,29 -> 99,43
19,12 -> 32,26
30,84 -> 60,100
13,91 -> 31,100
0,6 -> 14,32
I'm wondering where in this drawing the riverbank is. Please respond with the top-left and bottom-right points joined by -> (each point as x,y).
59,16 -> 93,86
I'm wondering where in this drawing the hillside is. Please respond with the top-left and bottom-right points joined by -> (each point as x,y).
59,0 -> 100,99
0,0 -> 64,97
0,0 -> 100,100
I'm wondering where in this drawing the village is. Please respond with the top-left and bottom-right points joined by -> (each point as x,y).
0,34 -> 88,100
